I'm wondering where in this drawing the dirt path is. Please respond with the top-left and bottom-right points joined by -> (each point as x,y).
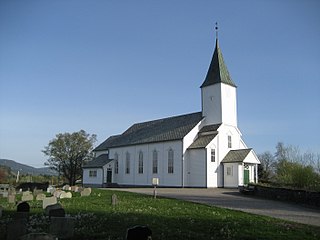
109,188 -> 320,227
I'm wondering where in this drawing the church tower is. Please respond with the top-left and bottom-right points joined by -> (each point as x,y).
201,37 -> 238,127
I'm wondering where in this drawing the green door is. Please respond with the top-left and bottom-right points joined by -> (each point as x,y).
244,169 -> 250,185
107,169 -> 112,183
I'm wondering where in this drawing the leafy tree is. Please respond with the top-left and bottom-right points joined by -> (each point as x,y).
43,130 -> 96,186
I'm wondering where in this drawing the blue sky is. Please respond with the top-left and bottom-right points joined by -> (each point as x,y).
0,0 -> 319,168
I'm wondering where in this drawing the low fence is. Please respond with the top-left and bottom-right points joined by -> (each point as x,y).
248,184 -> 320,208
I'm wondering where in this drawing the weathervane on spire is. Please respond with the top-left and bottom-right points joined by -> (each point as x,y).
215,22 -> 219,40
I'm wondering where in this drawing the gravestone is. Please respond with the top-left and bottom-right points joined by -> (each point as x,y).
112,194 -> 118,206
17,201 -> 30,212
60,191 -> 72,199
49,208 -> 65,218
47,186 -> 55,194
22,191 -> 32,196
22,193 -> 34,202
0,183 -> 9,198
8,194 -> 16,203
43,196 -> 57,209
62,185 -> 70,191
70,186 -> 78,192
49,217 -> 75,239
20,233 -> 55,240
6,218 -> 27,240
75,187 -> 83,193
80,188 -> 91,197
45,203 -> 63,216
126,226 -> 152,240
36,193 -> 46,201
53,190 -> 64,198
33,189 -> 43,196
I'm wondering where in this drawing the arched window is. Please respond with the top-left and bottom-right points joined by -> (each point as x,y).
125,152 -> 130,174
138,151 -> 143,174
168,148 -> 174,174
114,153 -> 119,174
152,150 -> 158,174
211,149 -> 216,162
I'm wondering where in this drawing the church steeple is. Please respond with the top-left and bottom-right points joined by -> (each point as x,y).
201,37 -> 236,88
201,27 -> 238,127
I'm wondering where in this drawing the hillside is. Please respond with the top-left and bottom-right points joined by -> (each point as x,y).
0,159 -> 57,176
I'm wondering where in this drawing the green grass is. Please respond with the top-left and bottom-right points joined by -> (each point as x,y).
1,189 -> 320,239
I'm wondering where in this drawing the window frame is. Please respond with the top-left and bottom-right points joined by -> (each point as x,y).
138,151 -> 144,174
125,152 -> 130,174
152,150 -> 158,174
89,170 -> 97,177
168,148 -> 174,174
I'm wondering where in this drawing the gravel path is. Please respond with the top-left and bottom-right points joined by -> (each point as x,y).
109,188 -> 320,227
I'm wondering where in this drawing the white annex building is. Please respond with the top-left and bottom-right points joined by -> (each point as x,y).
83,37 -> 260,188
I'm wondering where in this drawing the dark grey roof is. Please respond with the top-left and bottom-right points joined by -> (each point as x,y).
83,154 -> 113,168
95,112 -> 203,151
221,149 -> 252,163
188,134 -> 217,149
201,39 -> 236,88
199,124 -> 221,133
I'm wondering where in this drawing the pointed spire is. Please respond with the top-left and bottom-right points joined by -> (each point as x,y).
201,25 -> 236,88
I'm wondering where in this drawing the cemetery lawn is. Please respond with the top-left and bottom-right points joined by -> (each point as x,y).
1,189 -> 320,240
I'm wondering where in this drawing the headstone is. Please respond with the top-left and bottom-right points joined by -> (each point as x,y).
70,186 -> 78,192
112,194 -> 118,206
62,185 -> 70,191
22,191 -> 32,196
54,190 -> 65,198
6,218 -> 27,240
33,189 -> 43,196
126,226 -> 152,240
8,194 -> 16,203
20,233 -> 55,240
80,188 -> 91,197
0,183 -> 9,198
60,191 -> 72,199
36,193 -> 46,201
47,186 -> 55,194
45,203 -> 63,216
21,193 -> 34,202
17,201 -> 30,212
49,217 -> 75,239
43,196 -> 57,209
75,187 -> 83,193
49,208 -> 65,218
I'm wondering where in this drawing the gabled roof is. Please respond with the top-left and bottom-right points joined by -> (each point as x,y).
83,154 -> 113,168
221,149 -> 252,163
188,133 -> 217,149
201,39 -> 236,88
199,124 -> 221,133
94,112 -> 203,151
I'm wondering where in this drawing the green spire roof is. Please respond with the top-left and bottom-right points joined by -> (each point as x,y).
201,39 -> 236,88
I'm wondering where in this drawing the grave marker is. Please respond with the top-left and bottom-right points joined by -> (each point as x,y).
112,194 -> 118,206
60,191 -> 72,199
45,203 -> 63,216
21,193 -> 34,202
49,217 -> 75,239
8,194 -> 16,203
43,196 -> 57,209
126,226 -> 152,240
6,218 -> 27,240
36,193 -> 46,201
80,187 -> 91,197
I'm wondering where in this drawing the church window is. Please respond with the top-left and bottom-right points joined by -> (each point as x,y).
125,152 -> 130,174
211,149 -> 216,162
89,170 -> 97,177
138,151 -> 143,174
228,135 -> 232,148
152,150 -> 158,174
114,153 -> 119,174
168,149 -> 174,174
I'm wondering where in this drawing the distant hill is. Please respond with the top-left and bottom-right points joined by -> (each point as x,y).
0,159 -> 58,176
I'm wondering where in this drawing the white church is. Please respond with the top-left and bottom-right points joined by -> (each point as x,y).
83,36 -> 260,188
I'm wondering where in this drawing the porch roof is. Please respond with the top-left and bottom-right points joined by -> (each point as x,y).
188,133 -> 217,149
83,154 -> 113,168
221,149 -> 252,163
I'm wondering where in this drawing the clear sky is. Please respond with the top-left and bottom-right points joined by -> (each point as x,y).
0,0 -> 319,168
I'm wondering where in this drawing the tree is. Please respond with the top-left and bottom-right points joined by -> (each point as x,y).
43,130 -> 96,186
257,151 -> 276,181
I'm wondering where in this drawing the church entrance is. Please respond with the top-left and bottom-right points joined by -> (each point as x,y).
107,168 -> 112,183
